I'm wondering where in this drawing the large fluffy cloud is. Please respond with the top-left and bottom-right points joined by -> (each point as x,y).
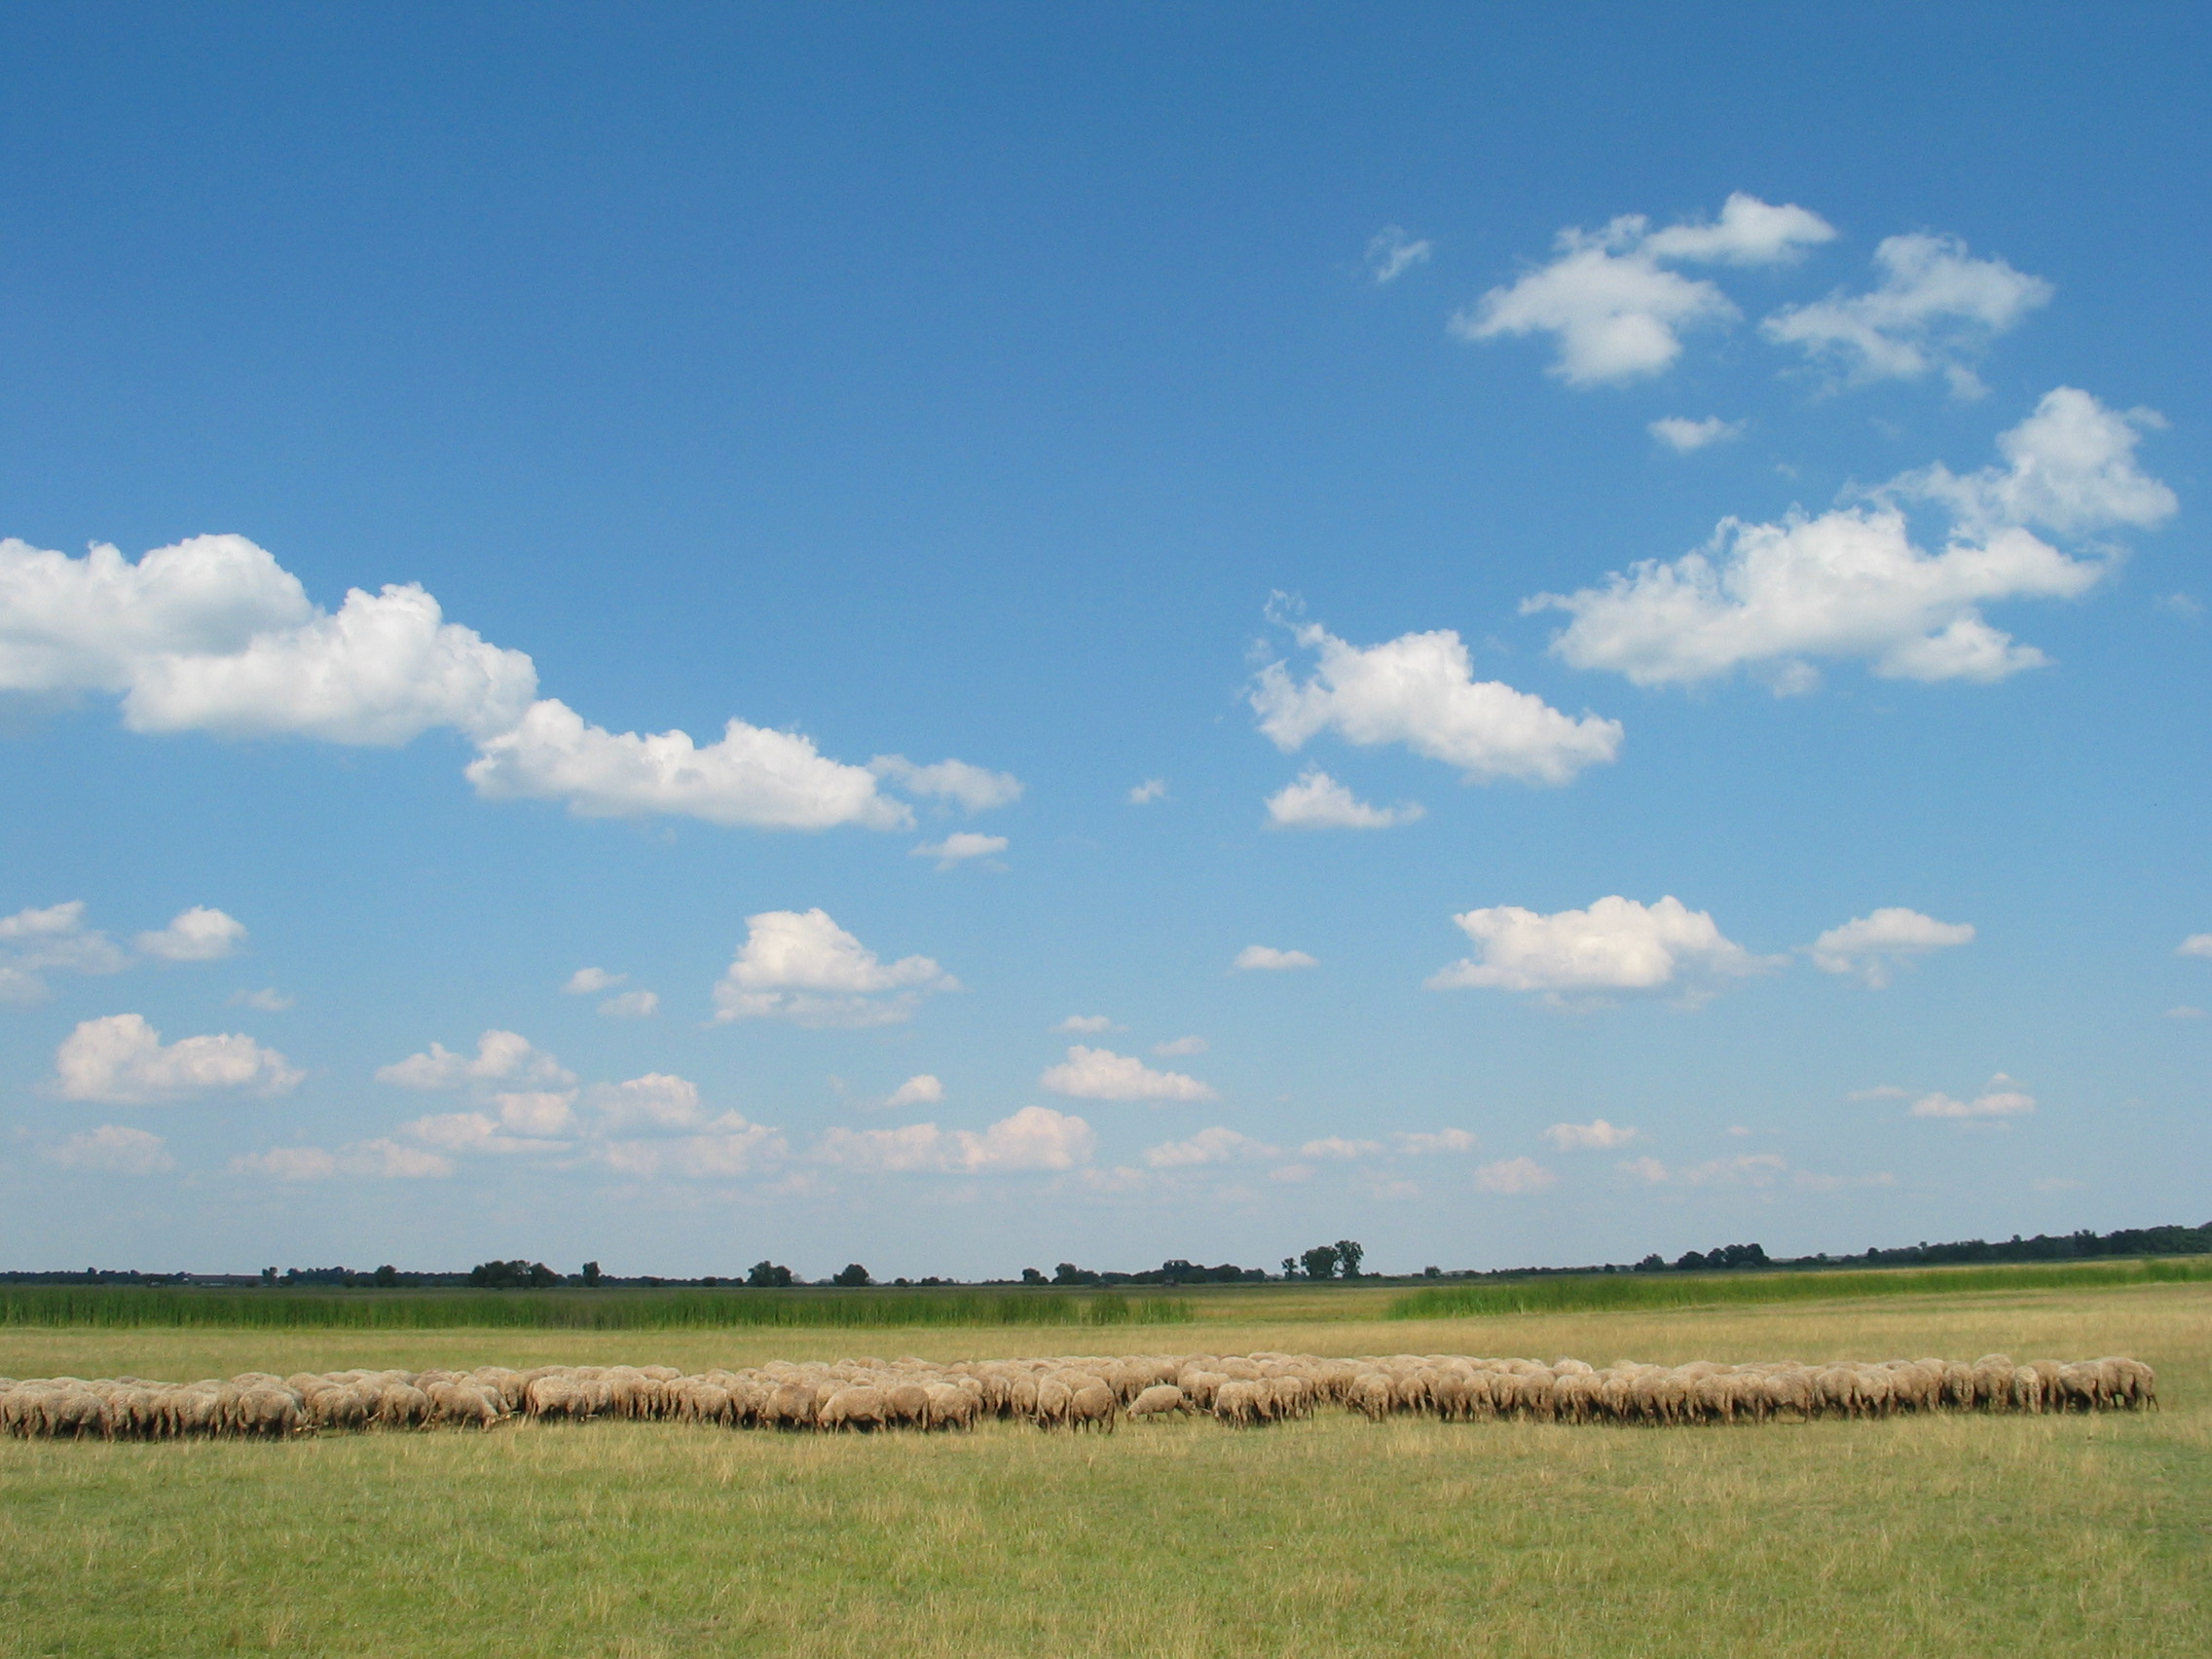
1809,907 -> 1974,987
1428,896 -> 1768,996
1762,233 -> 2051,393
817,1106 -> 1094,1174
1455,194 -> 1833,385
1251,614 -> 1621,785
1040,1046 -> 1217,1103
53,1013 -> 303,1104
713,908 -> 957,1026
1528,389 -> 2166,689
0,535 -> 1012,832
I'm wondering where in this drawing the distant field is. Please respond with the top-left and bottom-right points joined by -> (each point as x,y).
2,1279 -> 2206,1657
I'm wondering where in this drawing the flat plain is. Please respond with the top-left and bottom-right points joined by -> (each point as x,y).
2,1281 -> 2206,1658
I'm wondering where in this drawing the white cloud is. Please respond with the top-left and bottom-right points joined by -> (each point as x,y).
886,1073 -> 944,1109
1234,945 -> 1317,972
1681,1153 -> 1789,1187
1144,1126 -> 1273,1169
598,989 -> 659,1018
1543,1119 -> 1640,1151
400,1108 -> 568,1157
134,906 -> 247,962
1428,896 -> 1769,996
599,1114 -> 789,1179
1454,195 -> 1831,386
490,1089 -> 576,1137
1848,1086 -> 1911,1101
1299,1136 -> 1382,1161
227,987 -> 294,1013
1762,233 -> 2051,391
1649,416 -> 1744,454
233,1139 -> 453,1180
53,1013 -> 303,1104
1620,1156 -> 1671,1184
1040,1045 -> 1217,1103
2164,1006 -> 2207,1020
0,901 -> 129,1000
1055,1014 -> 1117,1033
1392,1127 -> 1478,1156
2157,592 -> 2204,620
1153,1036 -> 1207,1056
1474,1156 -> 1557,1195
1366,225 -> 1433,284
868,755 -> 1023,813
1910,1075 -> 2036,1119
817,1106 -> 1093,1175
1809,907 -> 1974,987
912,831 -> 1008,869
564,967 -> 625,995
2174,934 -> 2212,959
712,908 -> 956,1027
466,698 -> 911,830
1252,612 -> 1621,785
590,1073 -> 704,1130
376,1029 -> 573,1090
1264,767 -> 1423,830
48,1124 -> 174,1175
1127,778 -> 1168,805
1887,388 -> 2177,540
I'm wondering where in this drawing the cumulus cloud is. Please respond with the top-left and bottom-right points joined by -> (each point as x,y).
1263,767 -> 1423,830
134,906 -> 247,962
233,1139 -> 454,1180
401,1101 -> 573,1157
1910,1075 -> 2036,1119
1055,1014 -> 1116,1033
1762,233 -> 2051,392
1234,945 -> 1317,972
1649,416 -> 1743,453
0,535 -> 1011,835
564,967 -> 625,995
817,1106 -> 1094,1175
1528,399 -> 2171,690
599,1114 -> 788,1179
2173,935 -> 2212,959
1474,1156 -> 1557,1195
1809,907 -> 1974,987
1040,1046 -> 1217,1103
589,1073 -> 704,1130
228,987 -> 294,1013
0,901 -> 129,1000
1144,1126 -> 1273,1169
1393,1127 -> 1479,1156
47,1124 -> 174,1175
1127,778 -> 1168,805
885,1074 -> 944,1109
1153,1036 -> 1207,1056
598,990 -> 659,1018
1366,226 -> 1432,284
912,831 -> 1008,869
1454,194 -> 1832,386
712,908 -> 957,1027
868,755 -> 1023,813
1299,1136 -> 1382,1161
376,1029 -> 573,1091
1629,1152 -> 1791,1187
1251,610 -> 1621,785
53,1013 -> 303,1104
1428,896 -> 1769,998
1543,1119 -> 1640,1151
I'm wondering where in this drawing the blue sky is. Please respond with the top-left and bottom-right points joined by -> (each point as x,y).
2,3 -> 2205,1277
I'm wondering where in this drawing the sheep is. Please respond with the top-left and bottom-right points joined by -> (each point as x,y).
1068,1382 -> 1118,1433
1127,1383 -> 1187,1420
1213,1380 -> 1263,1427
817,1385 -> 887,1432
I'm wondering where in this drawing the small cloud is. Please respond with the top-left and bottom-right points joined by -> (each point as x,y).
134,906 -> 248,963
47,1124 -> 174,1176
55,1013 -> 303,1104
1054,1014 -> 1117,1034
2165,1006 -> 2208,1020
869,755 -> 1024,813
816,1106 -> 1091,1175
1127,778 -> 1168,805
227,987 -> 295,1013
1234,945 -> 1318,972
1649,416 -> 1744,453
1153,1036 -> 1207,1056
713,908 -> 957,1027
1264,767 -> 1423,830
377,1030 -> 573,1091
233,1139 -> 453,1181
565,967 -> 625,995
597,989 -> 658,1018
1620,1156 -> 1671,1183
2176,934 -> 2212,959
885,1074 -> 944,1110
1849,1085 -> 1910,1101
1724,1124 -> 1751,1136
1809,907 -> 1974,987
1392,1127 -> 1478,1156
1475,1156 -> 1557,1195
1299,1135 -> 1382,1161
1910,1074 -> 2036,1119
1366,225 -> 1432,284
911,832 -> 1009,870
2157,592 -> 2203,620
1145,1126 -> 1273,1169
1040,1046 -> 1217,1104
1543,1119 -> 1639,1151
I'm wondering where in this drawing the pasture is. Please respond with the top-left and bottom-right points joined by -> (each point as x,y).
3,1278 -> 2207,1658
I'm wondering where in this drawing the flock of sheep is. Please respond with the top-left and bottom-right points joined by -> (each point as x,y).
0,1348 -> 2156,1440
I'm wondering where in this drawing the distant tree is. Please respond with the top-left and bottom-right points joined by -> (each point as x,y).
1052,1262 -> 1101,1286
261,1268 -> 276,1283
581,1261 -> 603,1286
747,1260 -> 794,1288
1021,1267 -> 1047,1285
1675,1250 -> 1708,1272
1422,1266 -> 1441,1278
1301,1244 -> 1341,1280
831,1263 -> 872,1287
1334,1239 -> 1364,1278
1281,1256 -> 1299,1278
1634,1253 -> 1666,1272
373,1264 -> 398,1287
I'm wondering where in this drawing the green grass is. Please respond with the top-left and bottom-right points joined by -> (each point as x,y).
0,1285 -> 1193,1331
2,1282 -> 2206,1657
1388,1253 -> 2212,1319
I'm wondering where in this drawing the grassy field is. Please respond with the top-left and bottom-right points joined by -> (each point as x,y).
2,1280 -> 2206,1657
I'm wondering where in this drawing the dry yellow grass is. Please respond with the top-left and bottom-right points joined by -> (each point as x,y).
2,1281 -> 2205,1658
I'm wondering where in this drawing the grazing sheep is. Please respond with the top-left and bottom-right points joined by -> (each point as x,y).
1213,1380 -> 1263,1428
1127,1384 -> 1187,1419
818,1385 -> 887,1432
1068,1382 -> 1118,1433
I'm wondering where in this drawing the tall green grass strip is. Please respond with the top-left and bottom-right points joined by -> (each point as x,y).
1387,1257 -> 2212,1320
0,1287 -> 1193,1331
